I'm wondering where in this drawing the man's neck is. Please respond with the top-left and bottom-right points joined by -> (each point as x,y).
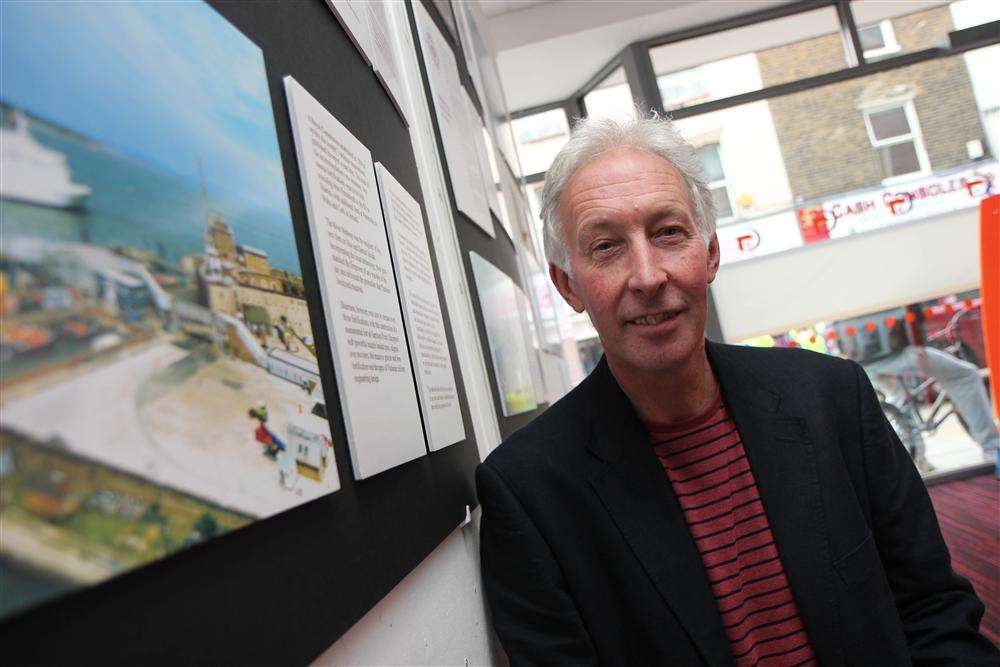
607,344 -> 720,426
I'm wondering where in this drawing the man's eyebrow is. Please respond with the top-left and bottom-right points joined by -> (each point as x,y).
576,218 -> 617,238
648,204 -> 690,221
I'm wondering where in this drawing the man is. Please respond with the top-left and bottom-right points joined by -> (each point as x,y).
476,113 -> 997,665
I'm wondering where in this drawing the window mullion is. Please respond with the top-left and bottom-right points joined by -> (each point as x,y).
835,0 -> 866,68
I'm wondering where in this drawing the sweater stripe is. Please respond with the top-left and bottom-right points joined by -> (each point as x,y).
649,399 -> 817,666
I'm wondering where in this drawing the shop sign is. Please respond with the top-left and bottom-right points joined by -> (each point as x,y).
796,161 -> 997,243
718,210 -> 803,266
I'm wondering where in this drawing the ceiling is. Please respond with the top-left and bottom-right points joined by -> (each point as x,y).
472,0 -> 799,112
476,0 -> 554,19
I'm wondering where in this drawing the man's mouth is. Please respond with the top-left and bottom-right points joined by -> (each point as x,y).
627,310 -> 681,326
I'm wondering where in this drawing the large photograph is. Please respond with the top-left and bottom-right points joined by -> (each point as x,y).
0,1 -> 338,619
469,253 -> 538,417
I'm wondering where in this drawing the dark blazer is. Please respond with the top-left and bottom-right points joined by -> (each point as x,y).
477,341 -> 997,665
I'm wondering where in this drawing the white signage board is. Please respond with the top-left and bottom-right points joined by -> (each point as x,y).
717,210 -> 804,266
478,121 -> 503,223
453,0 -> 487,111
326,1 -> 409,125
414,1 -> 493,237
365,0 -> 410,125
284,76 -> 425,479
498,162 -> 520,243
325,0 -> 373,65
805,161 -> 998,241
374,162 -> 466,451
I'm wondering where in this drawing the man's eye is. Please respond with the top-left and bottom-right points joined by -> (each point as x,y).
593,241 -> 615,252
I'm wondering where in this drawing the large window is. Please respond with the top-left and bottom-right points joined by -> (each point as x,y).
505,0 -> 1000,451
650,7 -> 845,112
666,48 -> 996,254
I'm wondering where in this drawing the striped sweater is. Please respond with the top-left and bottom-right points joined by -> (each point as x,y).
646,395 -> 818,667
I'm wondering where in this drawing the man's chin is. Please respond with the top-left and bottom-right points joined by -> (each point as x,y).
608,349 -> 690,378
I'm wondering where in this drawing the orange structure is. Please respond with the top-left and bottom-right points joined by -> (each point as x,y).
980,194 -> 1000,418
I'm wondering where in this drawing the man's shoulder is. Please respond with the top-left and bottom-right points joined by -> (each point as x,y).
711,340 -> 858,385
481,365 -> 601,477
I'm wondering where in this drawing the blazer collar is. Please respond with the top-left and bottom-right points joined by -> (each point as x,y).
584,342 -> 844,666
584,353 -> 736,666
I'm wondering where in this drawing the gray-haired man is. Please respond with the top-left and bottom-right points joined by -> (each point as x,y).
477,112 -> 996,665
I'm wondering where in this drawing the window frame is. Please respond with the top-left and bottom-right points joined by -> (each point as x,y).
861,99 -> 932,184
859,19 -> 901,60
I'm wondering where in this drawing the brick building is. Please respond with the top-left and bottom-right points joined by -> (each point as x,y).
756,5 -> 988,201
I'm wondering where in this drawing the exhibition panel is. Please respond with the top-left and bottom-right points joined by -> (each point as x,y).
410,0 -> 554,440
284,76 -> 426,479
0,0 -> 340,619
0,0 -> 543,661
469,252 -> 539,417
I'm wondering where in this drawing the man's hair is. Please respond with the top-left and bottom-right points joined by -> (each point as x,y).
540,111 -> 717,274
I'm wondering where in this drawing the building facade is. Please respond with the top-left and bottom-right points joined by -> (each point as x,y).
757,5 -> 988,201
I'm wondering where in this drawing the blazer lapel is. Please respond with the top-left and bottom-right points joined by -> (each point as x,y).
585,359 -> 736,667
707,342 -> 844,666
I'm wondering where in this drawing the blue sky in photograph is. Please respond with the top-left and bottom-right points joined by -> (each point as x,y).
0,1 -> 290,216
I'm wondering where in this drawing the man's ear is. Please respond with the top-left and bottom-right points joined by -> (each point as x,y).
549,263 -> 585,313
706,233 -> 721,284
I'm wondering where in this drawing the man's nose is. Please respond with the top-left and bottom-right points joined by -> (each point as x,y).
626,240 -> 667,295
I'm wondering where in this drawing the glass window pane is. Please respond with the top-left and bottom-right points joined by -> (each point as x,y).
859,24 -> 887,52
868,107 -> 911,141
741,290 -> 994,479
710,185 -> 734,219
511,109 -> 570,176
583,67 -> 635,122
650,7 -> 845,111
697,144 -> 726,182
881,141 -> 922,177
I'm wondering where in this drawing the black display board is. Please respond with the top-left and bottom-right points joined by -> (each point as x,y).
412,0 -> 549,441
2,1 -> 481,663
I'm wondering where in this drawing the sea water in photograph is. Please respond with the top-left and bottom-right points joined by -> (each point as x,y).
0,1 -> 339,619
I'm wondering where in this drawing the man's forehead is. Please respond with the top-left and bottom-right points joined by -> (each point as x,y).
559,147 -> 693,223
571,146 -> 681,185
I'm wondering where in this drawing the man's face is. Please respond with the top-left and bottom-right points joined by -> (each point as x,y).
550,146 -> 720,379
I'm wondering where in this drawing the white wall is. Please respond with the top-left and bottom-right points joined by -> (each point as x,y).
312,510 -> 502,666
713,207 -> 982,342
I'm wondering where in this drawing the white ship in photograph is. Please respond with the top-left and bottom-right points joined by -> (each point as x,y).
1,109 -> 91,209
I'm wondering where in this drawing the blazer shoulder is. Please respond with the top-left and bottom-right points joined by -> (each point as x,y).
713,341 -> 857,384
482,367 -> 599,475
